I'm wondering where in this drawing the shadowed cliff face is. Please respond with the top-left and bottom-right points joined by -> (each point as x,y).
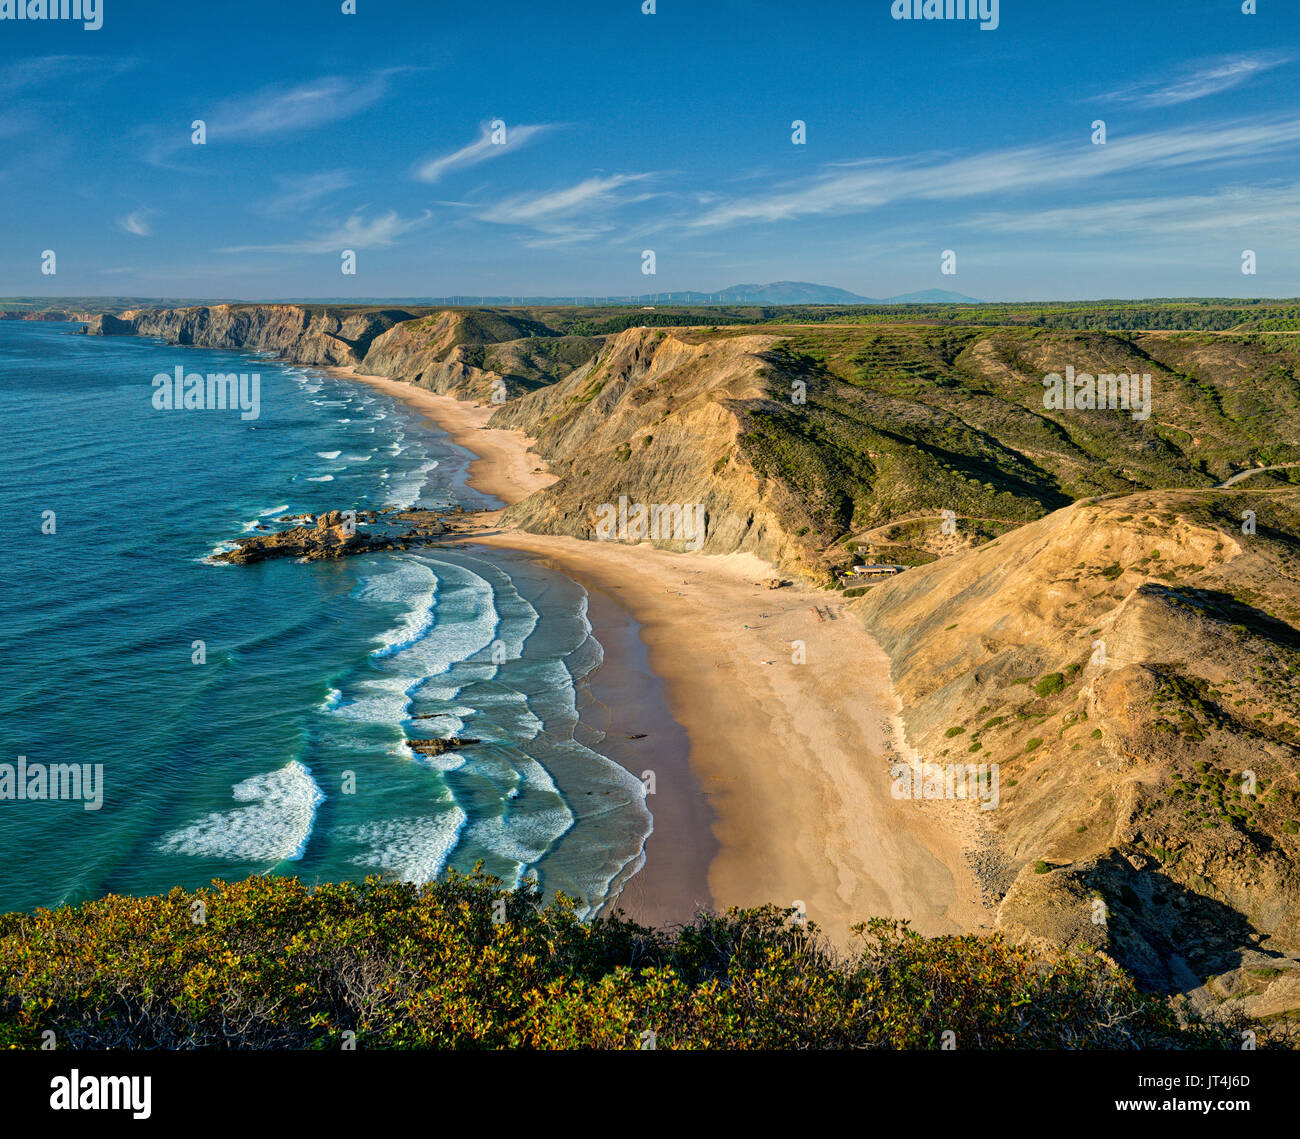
362,310 -> 602,401
852,489 -> 1300,1003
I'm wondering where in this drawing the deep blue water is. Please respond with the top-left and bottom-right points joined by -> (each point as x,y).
0,321 -> 649,914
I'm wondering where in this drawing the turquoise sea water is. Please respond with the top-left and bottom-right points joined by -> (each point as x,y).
0,321 -> 650,914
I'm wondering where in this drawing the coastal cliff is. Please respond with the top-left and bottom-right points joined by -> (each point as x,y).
852,488 -> 1300,1011
88,306 -> 1300,586
86,304 -> 413,367
490,327 -> 832,568
0,309 -> 92,322
79,302 -> 1300,1009
360,309 -> 599,400
86,303 -> 603,405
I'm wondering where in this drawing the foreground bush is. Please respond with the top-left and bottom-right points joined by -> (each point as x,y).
0,872 -> 1247,1049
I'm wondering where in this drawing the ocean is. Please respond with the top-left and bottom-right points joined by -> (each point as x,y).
0,320 -> 651,915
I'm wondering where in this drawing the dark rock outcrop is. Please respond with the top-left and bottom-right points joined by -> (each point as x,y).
213,508 -> 456,565
406,737 -> 480,757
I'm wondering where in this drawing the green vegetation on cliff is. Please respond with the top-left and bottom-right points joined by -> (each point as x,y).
734,325 -> 1300,557
0,872 -> 1248,1050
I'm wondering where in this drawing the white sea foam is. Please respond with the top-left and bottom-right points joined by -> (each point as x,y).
158,761 -> 325,863
400,738 -> 468,772
464,805 -> 573,870
201,539 -> 240,564
307,475 -> 334,482
360,559 -> 439,658
393,558 -> 499,677
323,551 -> 647,912
331,675 -> 419,724
343,808 -> 468,884
387,458 -> 439,509
238,502 -> 291,531
329,558 -> 502,733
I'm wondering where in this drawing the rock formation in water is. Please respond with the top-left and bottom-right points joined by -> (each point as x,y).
214,509 -> 450,564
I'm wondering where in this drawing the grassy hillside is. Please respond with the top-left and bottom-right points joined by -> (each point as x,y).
0,872 -> 1254,1050
751,325 -> 1300,540
487,322 -> 1300,579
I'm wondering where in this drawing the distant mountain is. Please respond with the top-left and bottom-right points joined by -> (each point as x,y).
2,285 -> 991,312
886,289 -> 986,305
328,283 -> 886,306
582,283 -> 988,305
694,281 -> 875,304
302,283 -> 989,306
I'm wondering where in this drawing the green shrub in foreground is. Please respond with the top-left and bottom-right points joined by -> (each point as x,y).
0,872 -> 1252,1050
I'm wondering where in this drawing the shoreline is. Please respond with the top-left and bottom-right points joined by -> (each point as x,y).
325,367 -> 554,508
567,578 -> 716,927
338,367 -> 986,944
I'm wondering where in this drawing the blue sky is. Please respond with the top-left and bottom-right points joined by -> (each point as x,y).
2,0 -> 1299,301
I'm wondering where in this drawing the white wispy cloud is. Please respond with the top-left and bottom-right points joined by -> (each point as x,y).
684,117 -> 1300,230
0,54 -> 134,94
143,71 -> 410,169
1097,52 -> 1292,108
206,70 -> 405,140
969,183 -> 1300,240
475,173 -> 657,245
414,122 -> 554,183
258,171 -> 354,216
117,210 -> 153,237
219,209 -> 432,254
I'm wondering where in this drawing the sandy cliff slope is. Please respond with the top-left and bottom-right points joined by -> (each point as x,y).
852,487 -> 1300,1006
490,327 -> 844,573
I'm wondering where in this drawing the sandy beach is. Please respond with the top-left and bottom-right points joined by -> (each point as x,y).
339,368 -> 985,944
327,368 -> 555,506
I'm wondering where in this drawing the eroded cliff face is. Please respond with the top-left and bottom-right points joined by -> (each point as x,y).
489,327 -> 836,572
852,488 -> 1300,1005
86,304 -> 601,406
86,304 -> 414,367
87,309 -> 836,570
361,311 -> 513,401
